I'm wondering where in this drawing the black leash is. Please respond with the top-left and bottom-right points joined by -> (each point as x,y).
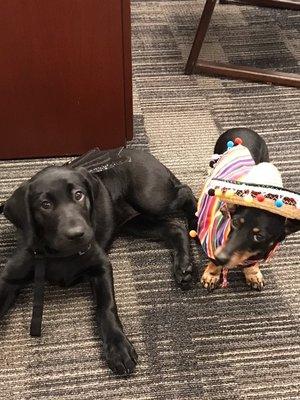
30,255 -> 46,337
64,147 -> 131,173
28,245 -> 92,337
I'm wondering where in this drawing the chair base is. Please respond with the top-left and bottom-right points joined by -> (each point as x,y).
219,0 -> 300,10
195,60 -> 300,88
185,0 -> 300,87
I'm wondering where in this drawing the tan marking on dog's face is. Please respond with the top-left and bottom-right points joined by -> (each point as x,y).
226,250 -> 259,267
253,227 -> 260,233
240,218 -> 245,224
215,246 -> 259,268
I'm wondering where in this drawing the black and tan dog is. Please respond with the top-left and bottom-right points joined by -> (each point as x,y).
198,128 -> 300,291
0,149 -> 196,375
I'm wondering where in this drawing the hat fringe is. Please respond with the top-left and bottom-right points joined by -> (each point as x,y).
207,179 -> 300,220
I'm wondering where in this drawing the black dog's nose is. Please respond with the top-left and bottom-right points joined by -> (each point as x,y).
65,226 -> 85,240
215,251 -> 230,266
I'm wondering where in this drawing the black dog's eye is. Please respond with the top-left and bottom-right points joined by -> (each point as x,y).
74,191 -> 85,201
41,200 -> 52,210
254,234 -> 265,242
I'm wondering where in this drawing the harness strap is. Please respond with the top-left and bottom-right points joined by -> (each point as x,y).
30,257 -> 46,337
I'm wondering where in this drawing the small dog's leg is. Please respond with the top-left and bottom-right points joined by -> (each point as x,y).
0,248 -> 33,318
243,264 -> 264,291
201,262 -> 222,291
90,249 -> 138,376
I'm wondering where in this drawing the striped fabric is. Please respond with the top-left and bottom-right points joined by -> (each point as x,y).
197,145 -> 255,259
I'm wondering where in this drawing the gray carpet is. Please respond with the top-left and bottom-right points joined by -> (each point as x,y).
0,1 -> 300,399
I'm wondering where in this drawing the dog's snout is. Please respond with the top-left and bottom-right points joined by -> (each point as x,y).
65,226 -> 85,240
215,251 -> 230,266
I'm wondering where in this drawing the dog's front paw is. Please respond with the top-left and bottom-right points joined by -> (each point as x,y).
245,269 -> 265,291
246,271 -> 265,291
201,263 -> 222,291
104,334 -> 138,376
173,258 -> 194,290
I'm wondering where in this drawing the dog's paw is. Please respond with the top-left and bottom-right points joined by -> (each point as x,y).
201,269 -> 221,291
243,265 -> 265,291
245,270 -> 265,291
173,260 -> 194,290
104,334 -> 138,376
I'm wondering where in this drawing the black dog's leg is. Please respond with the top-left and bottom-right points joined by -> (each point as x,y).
90,250 -> 137,376
123,216 -> 193,289
0,248 -> 33,318
164,219 -> 194,289
182,193 -> 198,232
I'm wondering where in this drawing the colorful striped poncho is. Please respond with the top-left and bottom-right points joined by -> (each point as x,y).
197,145 -> 255,260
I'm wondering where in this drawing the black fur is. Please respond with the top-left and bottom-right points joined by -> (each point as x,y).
0,149 -> 196,375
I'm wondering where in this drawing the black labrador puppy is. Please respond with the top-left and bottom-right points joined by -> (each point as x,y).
0,149 -> 196,375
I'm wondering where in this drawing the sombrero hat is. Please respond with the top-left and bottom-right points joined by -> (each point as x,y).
206,161 -> 300,220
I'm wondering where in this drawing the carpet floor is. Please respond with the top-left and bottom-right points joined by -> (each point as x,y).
0,1 -> 299,399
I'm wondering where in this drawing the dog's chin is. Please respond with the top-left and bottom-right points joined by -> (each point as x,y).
226,252 -> 257,268
46,237 -> 93,257
215,246 -> 259,268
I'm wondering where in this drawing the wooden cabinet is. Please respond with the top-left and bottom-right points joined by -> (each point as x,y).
0,0 -> 133,159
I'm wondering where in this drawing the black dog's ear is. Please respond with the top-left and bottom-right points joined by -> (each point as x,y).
3,181 -> 35,245
285,218 -> 300,237
4,182 -> 29,230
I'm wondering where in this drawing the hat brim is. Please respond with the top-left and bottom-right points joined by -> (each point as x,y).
208,179 -> 300,220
